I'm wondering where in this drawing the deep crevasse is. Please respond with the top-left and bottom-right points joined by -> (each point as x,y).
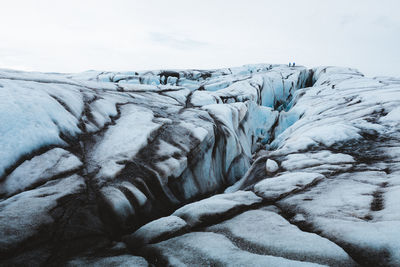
93,65 -> 312,231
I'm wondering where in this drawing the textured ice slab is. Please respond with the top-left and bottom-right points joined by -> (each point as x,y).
0,148 -> 82,197
143,232 -> 324,267
207,208 -> 356,266
66,255 -> 148,267
254,172 -> 325,201
172,191 -> 262,227
280,151 -> 355,172
123,215 -> 187,249
0,79 -> 82,178
0,174 -> 85,252
88,104 -> 162,182
276,171 -> 399,265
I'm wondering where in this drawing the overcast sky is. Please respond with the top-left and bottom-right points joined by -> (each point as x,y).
0,0 -> 399,77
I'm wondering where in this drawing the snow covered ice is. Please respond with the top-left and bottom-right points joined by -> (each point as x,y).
1,64 -> 400,266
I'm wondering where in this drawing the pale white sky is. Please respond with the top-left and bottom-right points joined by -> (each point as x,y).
0,0 -> 399,77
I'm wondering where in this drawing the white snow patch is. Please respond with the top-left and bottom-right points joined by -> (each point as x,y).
266,159 -> 279,173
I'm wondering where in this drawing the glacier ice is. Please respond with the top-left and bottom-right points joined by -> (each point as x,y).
1,64 -> 400,266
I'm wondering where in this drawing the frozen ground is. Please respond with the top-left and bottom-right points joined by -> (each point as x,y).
0,64 -> 399,266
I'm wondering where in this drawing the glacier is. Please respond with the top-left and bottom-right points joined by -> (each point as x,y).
0,64 -> 400,266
